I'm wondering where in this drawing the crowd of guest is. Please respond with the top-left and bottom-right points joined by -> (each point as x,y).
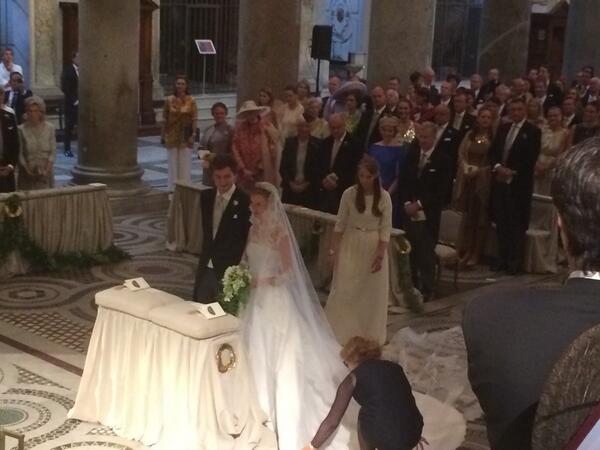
184,63 -> 599,302
0,47 -> 77,195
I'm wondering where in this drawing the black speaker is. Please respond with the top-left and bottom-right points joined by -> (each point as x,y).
311,25 -> 332,60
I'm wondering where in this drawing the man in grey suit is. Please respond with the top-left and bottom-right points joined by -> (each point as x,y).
463,137 -> 600,450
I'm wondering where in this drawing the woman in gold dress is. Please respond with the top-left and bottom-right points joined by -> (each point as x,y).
162,75 -> 198,191
453,107 -> 494,267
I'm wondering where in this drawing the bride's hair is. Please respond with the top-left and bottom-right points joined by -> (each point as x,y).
355,155 -> 383,217
250,186 -> 273,200
341,336 -> 382,365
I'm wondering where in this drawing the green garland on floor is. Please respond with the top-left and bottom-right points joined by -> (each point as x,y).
0,194 -> 129,272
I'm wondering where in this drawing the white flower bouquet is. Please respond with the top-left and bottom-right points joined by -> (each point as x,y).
219,265 -> 252,317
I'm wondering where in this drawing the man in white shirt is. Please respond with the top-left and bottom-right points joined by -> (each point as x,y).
0,48 -> 23,89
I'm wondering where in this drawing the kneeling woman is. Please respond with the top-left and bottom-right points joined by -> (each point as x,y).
303,336 -> 424,450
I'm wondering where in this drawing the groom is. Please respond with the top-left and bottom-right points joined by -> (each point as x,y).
193,153 -> 251,303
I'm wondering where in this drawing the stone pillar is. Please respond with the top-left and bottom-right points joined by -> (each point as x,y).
29,0 -> 61,96
72,0 -> 146,193
478,0 -> 531,81
237,0 -> 301,102
367,0 -> 436,89
563,0 -> 600,80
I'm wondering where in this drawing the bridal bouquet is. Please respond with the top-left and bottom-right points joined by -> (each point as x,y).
220,265 -> 252,317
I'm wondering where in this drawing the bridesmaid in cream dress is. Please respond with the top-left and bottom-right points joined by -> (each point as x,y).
535,106 -> 568,195
325,156 -> 392,345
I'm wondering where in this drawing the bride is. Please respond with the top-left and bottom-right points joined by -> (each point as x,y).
241,182 -> 357,450
241,182 -> 466,450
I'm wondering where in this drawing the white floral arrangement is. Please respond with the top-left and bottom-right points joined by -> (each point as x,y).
219,265 -> 252,317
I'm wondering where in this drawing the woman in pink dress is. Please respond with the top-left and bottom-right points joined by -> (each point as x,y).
232,100 -> 281,190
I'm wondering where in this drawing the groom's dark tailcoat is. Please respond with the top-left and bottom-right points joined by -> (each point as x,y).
192,186 -> 251,303
463,278 -> 600,450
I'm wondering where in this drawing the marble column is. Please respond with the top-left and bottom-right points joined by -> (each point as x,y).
563,0 -> 600,80
478,0 -> 531,81
237,0 -> 301,102
29,0 -> 61,96
72,0 -> 146,193
367,0 -> 436,89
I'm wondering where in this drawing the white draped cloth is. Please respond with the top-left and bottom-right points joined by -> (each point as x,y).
69,288 -> 276,450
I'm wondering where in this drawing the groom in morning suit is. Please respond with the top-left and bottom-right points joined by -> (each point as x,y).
193,154 -> 251,303
489,97 -> 541,274
464,137 -> 600,450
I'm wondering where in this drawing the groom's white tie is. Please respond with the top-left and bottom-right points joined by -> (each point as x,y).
213,194 -> 225,238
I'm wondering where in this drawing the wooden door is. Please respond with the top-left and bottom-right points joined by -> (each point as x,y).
60,2 -> 79,67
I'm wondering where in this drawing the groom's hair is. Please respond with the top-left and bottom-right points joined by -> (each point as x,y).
212,153 -> 237,173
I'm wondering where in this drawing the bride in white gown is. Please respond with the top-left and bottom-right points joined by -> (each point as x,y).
241,182 -> 357,450
241,182 -> 466,450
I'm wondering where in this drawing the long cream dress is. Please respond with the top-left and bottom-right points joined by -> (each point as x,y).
534,125 -> 568,195
18,122 -> 56,190
325,186 -> 393,345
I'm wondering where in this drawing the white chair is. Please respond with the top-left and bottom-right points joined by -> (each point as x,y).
435,209 -> 462,290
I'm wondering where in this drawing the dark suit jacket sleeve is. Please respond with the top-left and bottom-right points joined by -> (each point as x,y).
338,137 -> 361,191
398,146 -> 419,205
488,124 -> 508,168
61,67 -> 78,103
515,125 -> 542,181
279,138 -> 295,187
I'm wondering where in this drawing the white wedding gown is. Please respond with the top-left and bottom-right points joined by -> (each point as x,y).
240,183 -> 466,450
242,239 -> 358,450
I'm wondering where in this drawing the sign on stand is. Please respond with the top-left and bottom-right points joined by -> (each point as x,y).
195,39 -> 217,95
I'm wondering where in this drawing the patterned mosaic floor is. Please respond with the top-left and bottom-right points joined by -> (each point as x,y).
53,138 -> 204,190
0,210 -> 565,449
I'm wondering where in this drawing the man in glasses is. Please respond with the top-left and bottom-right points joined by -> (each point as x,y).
3,72 -> 33,124
0,48 -> 23,89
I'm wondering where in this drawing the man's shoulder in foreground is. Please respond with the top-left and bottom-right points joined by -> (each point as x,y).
464,278 -> 600,335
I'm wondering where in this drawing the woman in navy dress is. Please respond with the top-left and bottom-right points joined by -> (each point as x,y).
368,116 -> 409,227
302,336 -> 424,450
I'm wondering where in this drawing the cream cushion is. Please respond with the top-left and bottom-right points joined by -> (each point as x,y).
149,301 -> 240,340
95,286 -> 183,320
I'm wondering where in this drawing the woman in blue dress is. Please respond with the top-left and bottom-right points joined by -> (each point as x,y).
368,116 -> 409,227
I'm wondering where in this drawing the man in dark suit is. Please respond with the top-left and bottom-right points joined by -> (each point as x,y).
470,73 -> 486,106
433,104 -> 461,202
3,72 -> 32,124
489,97 -> 541,274
0,86 -> 20,193
355,86 -> 387,150
60,52 -> 79,157
562,96 -> 582,128
280,117 -> 320,208
481,67 -> 501,101
464,137 -> 600,450
538,65 -> 563,106
316,113 -> 362,214
193,154 -> 251,303
451,92 -> 476,143
534,80 -> 560,114
399,122 -> 452,301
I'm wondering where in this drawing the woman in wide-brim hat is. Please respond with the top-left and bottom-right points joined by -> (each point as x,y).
232,100 -> 281,190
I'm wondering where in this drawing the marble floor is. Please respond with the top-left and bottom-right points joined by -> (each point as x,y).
53,137 -> 204,189
1,139 -> 567,449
